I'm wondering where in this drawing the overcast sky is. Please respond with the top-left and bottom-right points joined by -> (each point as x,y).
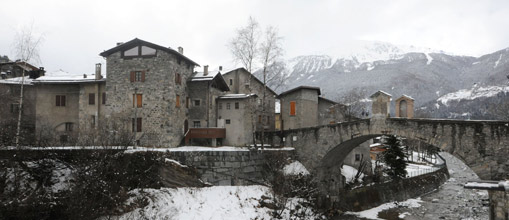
1,0 -> 508,74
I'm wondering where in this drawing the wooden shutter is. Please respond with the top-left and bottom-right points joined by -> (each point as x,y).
186,97 -> 189,108
56,95 -> 60,106
62,96 -> 66,106
290,101 -> 296,116
176,95 -> 180,107
137,118 -> 142,132
89,93 -> 95,105
141,71 -> 146,82
137,94 -> 142,108
132,94 -> 135,107
130,71 -> 135,82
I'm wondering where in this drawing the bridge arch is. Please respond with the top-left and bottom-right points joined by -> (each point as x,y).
273,118 -> 509,181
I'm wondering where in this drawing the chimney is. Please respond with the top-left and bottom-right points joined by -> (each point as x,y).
178,46 -> 183,54
83,74 -> 87,78
219,66 -> 223,71
116,42 -> 123,46
203,65 -> 209,76
95,63 -> 102,80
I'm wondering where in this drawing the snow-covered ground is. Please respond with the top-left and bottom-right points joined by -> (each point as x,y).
106,186 -> 323,220
342,165 -> 364,183
345,197 -> 423,220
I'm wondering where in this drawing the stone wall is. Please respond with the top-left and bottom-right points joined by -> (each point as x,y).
334,166 -> 449,211
489,191 -> 509,220
104,49 -> 194,147
167,150 -> 273,185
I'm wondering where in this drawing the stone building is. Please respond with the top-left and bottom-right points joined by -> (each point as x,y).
187,65 -> 229,129
370,90 -> 392,118
99,38 -> 199,147
318,97 -> 347,125
395,95 -> 414,118
221,68 -> 276,132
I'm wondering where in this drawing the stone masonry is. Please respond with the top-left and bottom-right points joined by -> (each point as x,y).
102,39 -> 197,147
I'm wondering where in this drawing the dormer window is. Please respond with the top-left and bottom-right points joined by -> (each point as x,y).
122,45 -> 157,58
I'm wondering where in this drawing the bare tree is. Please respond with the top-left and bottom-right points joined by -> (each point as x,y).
336,88 -> 369,121
12,23 -> 44,148
228,16 -> 260,73
259,26 -> 284,148
228,17 -> 285,148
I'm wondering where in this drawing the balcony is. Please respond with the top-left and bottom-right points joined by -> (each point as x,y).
184,127 -> 226,145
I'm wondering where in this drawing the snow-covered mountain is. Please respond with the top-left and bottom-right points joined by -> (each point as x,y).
280,41 -> 509,107
417,84 -> 509,120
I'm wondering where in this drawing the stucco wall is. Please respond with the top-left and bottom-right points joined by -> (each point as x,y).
280,89 -> 319,130
222,69 -> 275,132
35,84 -> 80,143
217,97 -> 254,146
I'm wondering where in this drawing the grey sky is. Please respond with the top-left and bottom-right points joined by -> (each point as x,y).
1,0 -> 508,74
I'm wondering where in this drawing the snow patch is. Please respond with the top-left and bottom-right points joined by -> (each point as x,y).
165,158 -> 187,168
425,53 -> 433,65
437,85 -> 509,106
494,54 -> 503,68
342,165 -> 364,183
283,161 -> 310,176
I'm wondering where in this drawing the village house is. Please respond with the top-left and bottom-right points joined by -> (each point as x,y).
99,38 -> 199,147
0,39 -> 280,148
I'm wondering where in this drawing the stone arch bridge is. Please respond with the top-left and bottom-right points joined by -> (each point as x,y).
267,117 -> 509,182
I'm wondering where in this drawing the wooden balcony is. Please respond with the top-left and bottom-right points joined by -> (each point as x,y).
184,127 -> 226,145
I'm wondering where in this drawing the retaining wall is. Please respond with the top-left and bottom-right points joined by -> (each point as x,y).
336,166 -> 450,211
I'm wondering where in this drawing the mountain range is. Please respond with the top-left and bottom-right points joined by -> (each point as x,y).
280,41 -> 509,112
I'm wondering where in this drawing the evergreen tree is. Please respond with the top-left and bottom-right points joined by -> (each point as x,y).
383,135 -> 407,180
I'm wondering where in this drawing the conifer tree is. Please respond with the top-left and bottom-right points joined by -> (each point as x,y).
383,135 -> 407,180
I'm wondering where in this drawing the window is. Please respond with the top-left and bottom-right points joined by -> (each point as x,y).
91,115 -> 96,126
193,121 -> 201,128
89,93 -> 95,105
65,123 -> 73,132
194,100 -> 200,106
132,118 -> 142,132
124,46 -> 139,56
133,94 -> 142,108
229,79 -> 233,85
176,95 -> 180,107
355,154 -> 361,161
235,102 -> 239,109
226,103 -> 231,110
141,46 -> 156,56
258,115 -> 262,123
225,119 -> 231,124
130,71 -> 145,82
123,46 -> 157,57
290,101 -> 296,116
102,92 -> 106,105
56,95 -> 66,107
186,97 -> 190,108
218,103 -> 222,109
10,103 -> 19,113
175,73 -> 182,85
267,116 -> 270,123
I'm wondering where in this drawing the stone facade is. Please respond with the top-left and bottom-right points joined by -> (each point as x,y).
490,191 -> 509,220
101,39 -> 198,147
395,95 -> 414,118
370,90 -> 392,118
318,97 -> 347,125
343,141 -> 372,175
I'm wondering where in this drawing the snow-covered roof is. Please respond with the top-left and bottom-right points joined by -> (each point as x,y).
397,94 -> 415,100
0,76 -> 33,85
218,93 -> 257,99
190,71 -> 219,81
33,70 -> 105,84
370,90 -> 392,98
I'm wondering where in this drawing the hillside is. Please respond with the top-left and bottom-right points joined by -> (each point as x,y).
280,41 -> 509,107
